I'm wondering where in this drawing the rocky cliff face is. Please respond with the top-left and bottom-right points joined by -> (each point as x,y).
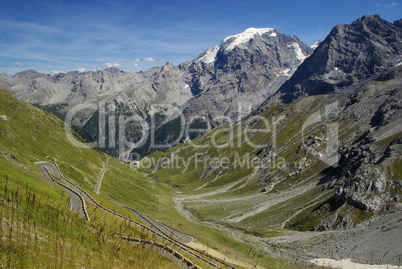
260,15 -> 402,106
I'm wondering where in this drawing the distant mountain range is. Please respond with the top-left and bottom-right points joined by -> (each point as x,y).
1,14 -> 401,159
1,27 -> 313,119
0,26 -> 313,158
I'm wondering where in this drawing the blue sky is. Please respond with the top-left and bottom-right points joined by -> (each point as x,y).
1,0 -> 401,76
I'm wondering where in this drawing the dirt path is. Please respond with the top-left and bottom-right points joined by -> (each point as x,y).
174,182 -> 402,268
187,241 -> 263,269
175,179 -> 319,224
280,191 -> 330,228
93,156 -> 109,194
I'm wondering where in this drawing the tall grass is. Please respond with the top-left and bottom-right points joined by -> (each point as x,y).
0,175 -> 176,268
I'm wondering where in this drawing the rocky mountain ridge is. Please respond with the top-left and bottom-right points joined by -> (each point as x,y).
1,27 -> 312,120
260,15 -> 402,107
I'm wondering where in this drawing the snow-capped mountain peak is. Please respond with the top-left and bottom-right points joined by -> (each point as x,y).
222,27 -> 274,54
196,27 -> 277,64
223,27 -> 274,43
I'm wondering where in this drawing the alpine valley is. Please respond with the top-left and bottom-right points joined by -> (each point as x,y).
0,14 -> 401,268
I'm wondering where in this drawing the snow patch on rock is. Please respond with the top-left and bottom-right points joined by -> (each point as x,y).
288,42 -> 306,61
197,45 -> 220,64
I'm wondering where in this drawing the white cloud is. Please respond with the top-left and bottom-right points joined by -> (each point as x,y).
144,57 -> 155,62
134,58 -> 140,62
133,62 -> 139,66
78,68 -> 87,73
15,62 -> 22,67
106,62 -> 121,68
52,70 -> 66,74
375,2 -> 397,7
386,2 -> 397,6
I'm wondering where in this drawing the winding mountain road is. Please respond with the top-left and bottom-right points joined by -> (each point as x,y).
35,162 -> 90,221
109,198 -> 196,244
36,161 -> 236,269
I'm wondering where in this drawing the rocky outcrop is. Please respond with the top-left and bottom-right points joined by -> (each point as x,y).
306,66 -> 402,230
336,166 -> 391,212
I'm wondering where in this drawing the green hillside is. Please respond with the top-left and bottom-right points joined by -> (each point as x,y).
141,94 -> 337,234
0,88 -> 318,268
0,87 -> 179,267
141,72 -> 401,239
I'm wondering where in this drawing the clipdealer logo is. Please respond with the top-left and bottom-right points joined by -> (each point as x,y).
64,101 -> 339,168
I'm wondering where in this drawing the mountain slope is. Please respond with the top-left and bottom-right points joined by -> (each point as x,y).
140,64 -> 402,264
